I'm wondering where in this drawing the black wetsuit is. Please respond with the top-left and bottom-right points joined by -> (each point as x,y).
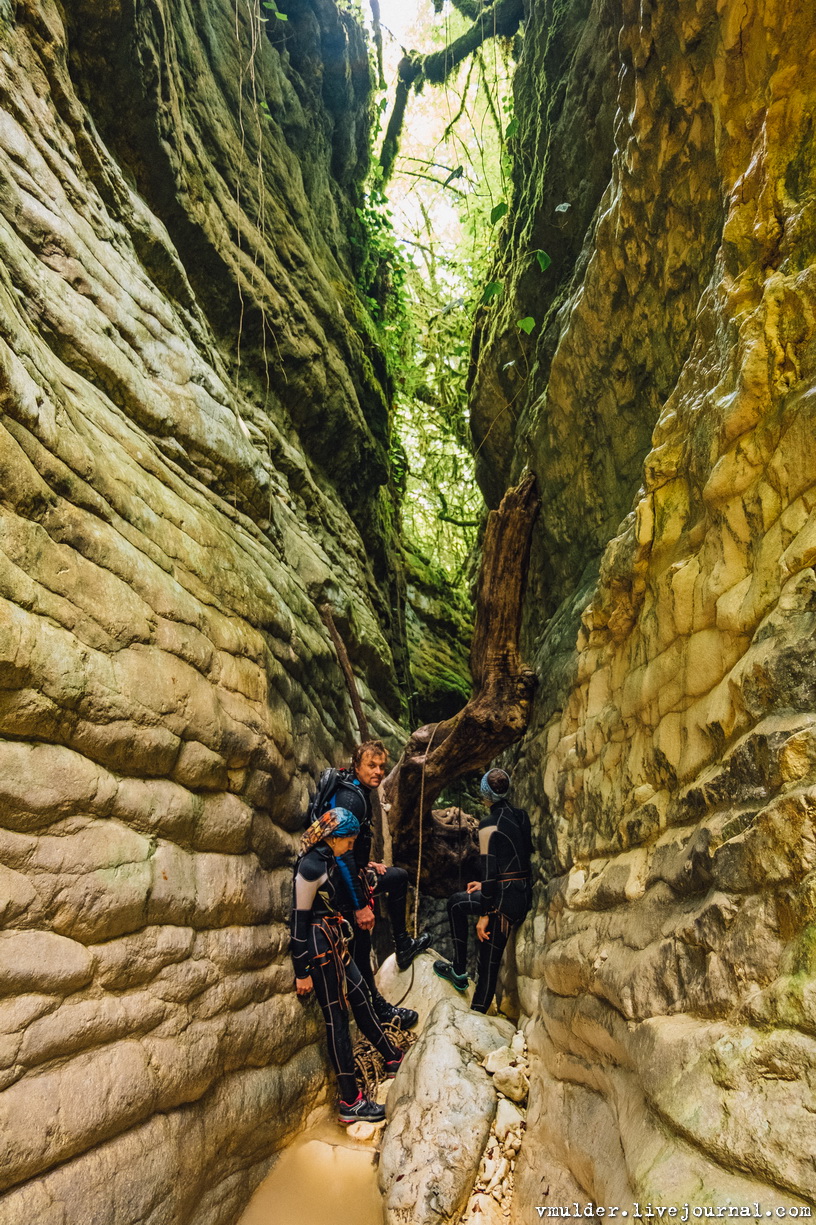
290,842 -> 399,1102
329,774 -> 412,996
447,798 -> 533,1013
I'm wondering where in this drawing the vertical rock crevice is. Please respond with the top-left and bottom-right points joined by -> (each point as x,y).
472,0 -> 816,1212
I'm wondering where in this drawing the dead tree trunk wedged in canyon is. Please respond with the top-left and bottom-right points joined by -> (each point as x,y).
382,471 -> 540,867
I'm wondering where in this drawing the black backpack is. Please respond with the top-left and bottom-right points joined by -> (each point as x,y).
302,766 -> 352,828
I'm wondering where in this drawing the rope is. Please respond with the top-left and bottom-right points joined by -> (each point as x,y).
392,957 -> 415,1008
413,722 -> 439,938
456,778 -> 464,893
353,1021 -> 418,1098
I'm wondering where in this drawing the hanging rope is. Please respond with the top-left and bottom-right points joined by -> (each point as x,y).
413,723 -> 439,938
393,957 -> 415,1007
456,778 -> 464,894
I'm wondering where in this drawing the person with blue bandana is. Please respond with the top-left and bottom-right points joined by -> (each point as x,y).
326,740 -> 431,1029
290,806 -> 403,1123
433,767 -> 533,1013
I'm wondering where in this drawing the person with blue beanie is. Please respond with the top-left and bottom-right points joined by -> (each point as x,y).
433,768 -> 533,1012
291,807 -> 403,1122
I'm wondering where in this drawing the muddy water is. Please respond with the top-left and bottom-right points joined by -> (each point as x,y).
237,1118 -> 385,1225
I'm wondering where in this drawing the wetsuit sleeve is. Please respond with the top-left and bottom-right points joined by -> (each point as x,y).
478,821 -> 499,915
335,782 -> 374,873
290,856 -> 327,979
336,850 -> 368,909
355,822 -> 373,869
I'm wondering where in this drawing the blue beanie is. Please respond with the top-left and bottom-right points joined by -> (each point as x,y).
480,769 -> 511,803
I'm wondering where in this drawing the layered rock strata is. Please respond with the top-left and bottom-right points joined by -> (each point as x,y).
0,1 -> 403,1220
472,0 -> 816,1212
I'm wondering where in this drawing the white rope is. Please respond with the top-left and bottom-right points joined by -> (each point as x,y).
413,723 -> 439,938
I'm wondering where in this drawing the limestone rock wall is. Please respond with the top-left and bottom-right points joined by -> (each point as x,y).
0,1 -> 403,1221
472,0 -> 816,1211
403,544 -> 473,725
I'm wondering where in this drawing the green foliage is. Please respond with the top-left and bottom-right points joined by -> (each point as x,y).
534,249 -> 552,272
394,394 -> 483,581
351,177 -> 413,372
261,0 -> 288,19
359,2 -> 524,583
517,316 -> 535,334
377,223 -> 485,577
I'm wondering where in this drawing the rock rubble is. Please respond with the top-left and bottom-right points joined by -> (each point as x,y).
460,1030 -> 529,1224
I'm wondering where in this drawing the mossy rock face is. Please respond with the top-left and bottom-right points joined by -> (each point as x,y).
403,546 -> 473,725
0,4 -> 410,1221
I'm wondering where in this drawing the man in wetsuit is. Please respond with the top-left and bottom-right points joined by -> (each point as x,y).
291,807 -> 403,1123
433,767 -> 533,1013
329,740 -> 432,1028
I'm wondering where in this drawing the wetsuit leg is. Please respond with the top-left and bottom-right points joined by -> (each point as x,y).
447,890 -> 481,976
349,925 -> 376,996
372,865 -> 410,937
345,956 -> 401,1062
308,927 -> 358,1102
471,915 -> 510,1014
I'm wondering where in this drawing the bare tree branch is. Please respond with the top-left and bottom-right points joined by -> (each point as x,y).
438,513 -> 481,527
318,604 -> 369,743
380,53 -> 423,183
369,0 -> 387,89
378,0 -> 523,182
423,0 -> 523,84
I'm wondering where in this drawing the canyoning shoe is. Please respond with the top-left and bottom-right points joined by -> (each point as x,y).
395,930 -> 433,971
337,1094 -> 386,1125
384,1052 -> 404,1079
372,993 -> 419,1030
389,1003 -> 419,1029
433,959 -> 469,992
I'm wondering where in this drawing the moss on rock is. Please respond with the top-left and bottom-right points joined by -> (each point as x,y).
403,545 -> 473,725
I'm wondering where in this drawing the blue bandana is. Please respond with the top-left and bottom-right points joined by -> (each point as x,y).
300,807 -> 360,852
480,770 -> 510,803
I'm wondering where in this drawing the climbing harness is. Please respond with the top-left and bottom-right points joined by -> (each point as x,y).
310,913 -> 354,1009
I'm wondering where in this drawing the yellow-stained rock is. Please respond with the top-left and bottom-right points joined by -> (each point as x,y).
472,0 -> 816,1213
